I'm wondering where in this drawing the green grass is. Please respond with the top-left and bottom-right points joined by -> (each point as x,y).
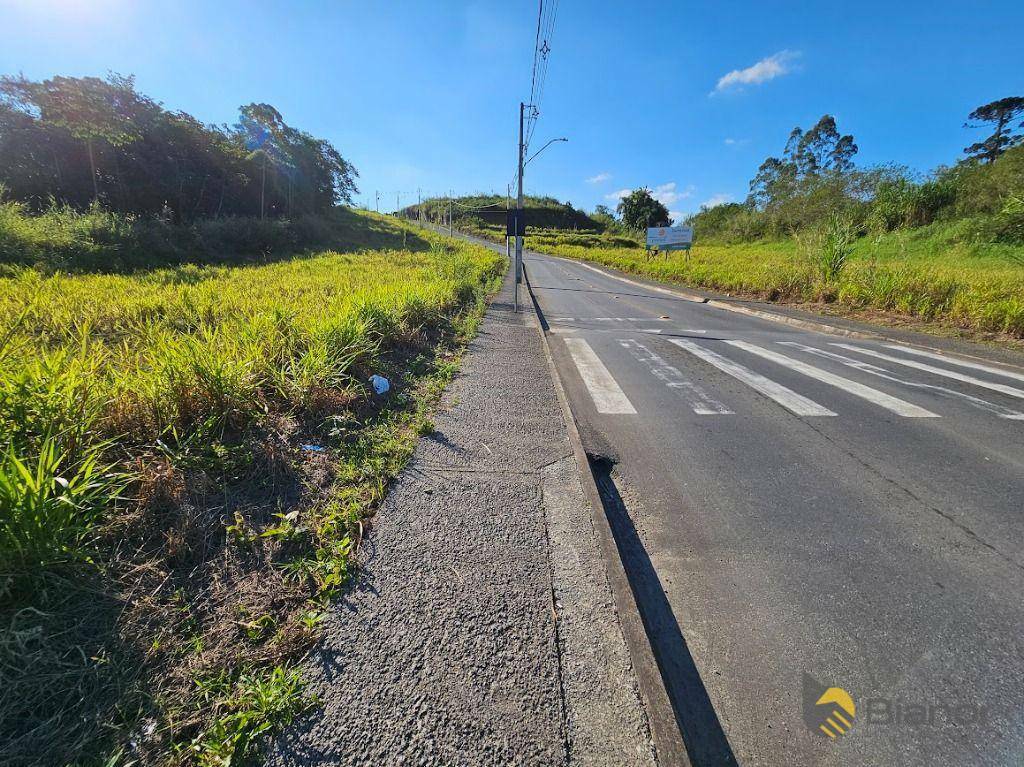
0,199 -> 421,273
0,209 -> 504,765
509,220 -> 1024,337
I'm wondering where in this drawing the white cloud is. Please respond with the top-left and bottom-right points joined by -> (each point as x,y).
669,211 -> 685,223
724,137 -> 750,146
702,193 -> 733,209
586,172 -> 612,184
652,182 -> 695,206
712,50 -> 800,94
604,188 -> 631,201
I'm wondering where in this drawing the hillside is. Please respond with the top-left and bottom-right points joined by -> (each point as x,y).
401,194 -> 602,232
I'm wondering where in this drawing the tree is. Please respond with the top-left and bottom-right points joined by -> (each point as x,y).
238,103 -> 287,219
33,75 -> 142,202
963,97 -> 1024,163
747,115 -> 857,209
793,116 -> 858,174
748,156 -> 796,208
616,188 -> 670,231
0,74 -> 358,219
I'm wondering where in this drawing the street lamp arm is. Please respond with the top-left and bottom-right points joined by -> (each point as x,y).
525,137 -> 568,167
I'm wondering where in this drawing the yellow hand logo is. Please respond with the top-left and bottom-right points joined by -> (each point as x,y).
804,673 -> 856,739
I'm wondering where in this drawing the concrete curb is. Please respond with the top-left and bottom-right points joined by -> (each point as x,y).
523,265 -> 691,767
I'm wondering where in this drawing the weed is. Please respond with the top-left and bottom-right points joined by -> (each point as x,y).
188,666 -> 308,767
0,437 -> 127,568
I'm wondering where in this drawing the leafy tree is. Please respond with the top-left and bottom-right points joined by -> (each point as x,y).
747,115 -> 857,210
590,203 -> 621,233
0,73 -> 357,221
963,97 -> 1024,163
748,156 -> 797,208
238,103 -> 287,219
616,188 -> 670,230
19,75 -> 144,203
793,116 -> 858,174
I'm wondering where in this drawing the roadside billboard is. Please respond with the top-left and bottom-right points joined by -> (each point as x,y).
646,225 -> 693,250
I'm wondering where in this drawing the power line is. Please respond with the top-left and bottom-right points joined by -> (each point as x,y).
513,0 -> 560,193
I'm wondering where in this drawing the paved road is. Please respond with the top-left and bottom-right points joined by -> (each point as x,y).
524,249 -> 1024,767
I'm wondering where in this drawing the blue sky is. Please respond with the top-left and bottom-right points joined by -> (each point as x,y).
2,0 -> 1022,219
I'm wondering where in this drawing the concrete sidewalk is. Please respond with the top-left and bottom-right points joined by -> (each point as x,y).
267,268 -> 655,765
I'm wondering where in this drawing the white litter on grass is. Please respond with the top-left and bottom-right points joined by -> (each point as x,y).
370,374 -> 391,395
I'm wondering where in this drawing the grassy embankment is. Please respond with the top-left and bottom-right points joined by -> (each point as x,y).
461,218 -> 1024,339
0,207 -> 504,765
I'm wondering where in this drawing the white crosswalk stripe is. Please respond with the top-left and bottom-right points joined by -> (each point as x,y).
563,338 -> 637,414
619,340 -> 733,414
833,344 -> 1024,400
883,344 -> 1024,384
779,342 -> 1024,420
669,339 -> 836,416
727,341 -> 939,418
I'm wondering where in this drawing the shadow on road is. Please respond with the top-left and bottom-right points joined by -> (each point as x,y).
590,456 -> 739,767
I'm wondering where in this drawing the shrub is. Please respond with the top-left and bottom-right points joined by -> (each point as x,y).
991,194 -> 1024,245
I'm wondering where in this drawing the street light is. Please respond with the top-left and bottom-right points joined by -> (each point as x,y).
510,135 -> 568,313
525,137 -> 568,167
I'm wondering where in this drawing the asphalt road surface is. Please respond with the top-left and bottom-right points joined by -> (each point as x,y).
525,249 -> 1024,767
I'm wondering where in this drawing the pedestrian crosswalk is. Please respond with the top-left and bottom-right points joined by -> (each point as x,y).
563,336 -> 1024,421
620,339 -> 733,415
723,340 -> 939,418
669,339 -> 837,417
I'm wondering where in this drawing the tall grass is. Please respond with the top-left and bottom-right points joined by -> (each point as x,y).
0,198 -> 420,273
0,438 -> 125,568
0,209 -> 504,765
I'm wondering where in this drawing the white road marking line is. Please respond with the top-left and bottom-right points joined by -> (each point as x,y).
564,338 -> 637,415
780,342 -> 1024,420
619,340 -> 733,415
883,344 -> 1024,384
669,340 -> 836,416
833,344 -> 1024,400
554,317 -> 674,323
728,341 -> 939,418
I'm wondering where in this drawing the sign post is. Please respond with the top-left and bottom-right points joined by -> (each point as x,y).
645,225 -> 693,254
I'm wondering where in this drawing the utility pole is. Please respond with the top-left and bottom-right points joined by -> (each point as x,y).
506,183 -> 511,270
515,102 -> 526,312
417,188 -> 422,223
375,190 -> 379,213
396,192 -> 400,216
